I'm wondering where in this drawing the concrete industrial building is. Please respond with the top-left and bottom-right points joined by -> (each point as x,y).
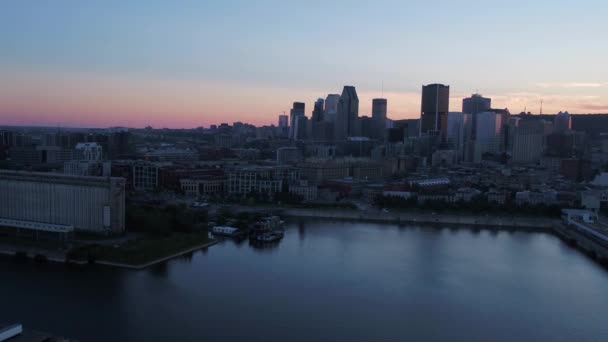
0,170 -> 126,234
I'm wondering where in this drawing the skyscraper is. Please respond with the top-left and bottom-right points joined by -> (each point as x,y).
289,102 -> 305,139
462,94 -> 491,115
554,111 -> 572,133
473,111 -> 502,162
420,84 -> 449,141
278,114 -> 288,128
278,114 -> 289,137
335,86 -> 359,141
324,94 -> 340,122
372,98 -> 387,140
447,112 -> 471,162
312,98 -> 324,122
512,119 -> 547,164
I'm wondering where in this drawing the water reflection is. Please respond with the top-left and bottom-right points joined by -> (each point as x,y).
2,220 -> 608,342
148,262 -> 168,278
248,239 -> 281,252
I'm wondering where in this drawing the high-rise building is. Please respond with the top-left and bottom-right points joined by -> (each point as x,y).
447,112 -> 471,162
372,98 -> 387,140
554,111 -> 572,133
462,94 -> 491,115
358,116 -> 373,138
473,112 -> 502,162
335,86 -> 359,141
289,102 -> 305,139
278,114 -> 288,128
420,84 -> 450,141
324,94 -> 340,122
512,119 -> 547,164
312,98 -> 324,122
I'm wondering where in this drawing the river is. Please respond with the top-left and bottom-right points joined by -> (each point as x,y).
2,219 -> 608,341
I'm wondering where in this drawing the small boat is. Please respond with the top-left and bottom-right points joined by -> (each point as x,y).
251,232 -> 283,243
211,226 -> 241,237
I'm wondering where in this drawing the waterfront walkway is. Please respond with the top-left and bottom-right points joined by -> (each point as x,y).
95,240 -> 218,270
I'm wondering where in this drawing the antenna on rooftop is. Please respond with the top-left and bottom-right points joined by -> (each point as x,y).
381,81 -> 384,98
540,99 -> 543,115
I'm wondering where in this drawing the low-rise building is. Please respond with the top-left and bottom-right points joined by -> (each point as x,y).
289,180 -> 318,201
227,166 -> 298,196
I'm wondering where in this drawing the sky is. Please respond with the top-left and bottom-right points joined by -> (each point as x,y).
0,0 -> 607,128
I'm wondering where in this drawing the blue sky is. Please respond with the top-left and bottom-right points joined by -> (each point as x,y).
0,0 -> 607,127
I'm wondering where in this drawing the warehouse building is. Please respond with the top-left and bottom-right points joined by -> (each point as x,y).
0,170 -> 126,234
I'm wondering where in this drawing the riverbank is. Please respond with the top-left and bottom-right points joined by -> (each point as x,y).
95,239 -> 218,270
279,207 -> 556,229
69,233 -> 217,269
0,233 -> 218,269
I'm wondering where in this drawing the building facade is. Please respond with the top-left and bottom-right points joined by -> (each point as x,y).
335,86 -> 359,141
0,170 -> 125,234
420,84 -> 450,140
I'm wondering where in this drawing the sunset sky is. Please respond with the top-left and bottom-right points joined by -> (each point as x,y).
1,0 -> 607,128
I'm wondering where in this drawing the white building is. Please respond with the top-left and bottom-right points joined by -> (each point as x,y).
74,142 -> 103,161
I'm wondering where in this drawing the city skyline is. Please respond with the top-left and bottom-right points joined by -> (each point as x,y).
1,1 -> 607,128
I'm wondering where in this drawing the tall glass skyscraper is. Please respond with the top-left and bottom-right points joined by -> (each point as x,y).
420,84 -> 450,140
372,98 -> 387,140
335,86 -> 359,141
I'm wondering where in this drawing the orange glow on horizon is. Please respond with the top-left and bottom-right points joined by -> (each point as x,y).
1,68 -> 607,128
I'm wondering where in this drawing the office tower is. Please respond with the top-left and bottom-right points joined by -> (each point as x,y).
277,114 -> 289,138
278,114 -> 288,128
512,119 -> 547,164
289,102 -> 305,139
447,112 -> 470,162
554,111 -> 572,133
420,84 -> 450,141
473,112 -> 502,162
462,94 -> 491,115
358,116 -> 373,138
335,86 -> 359,141
312,98 -> 325,122
324,94 -> 340,122
294,115 -> 309,141
490,108 -> 510,150
372,98 -> 387,140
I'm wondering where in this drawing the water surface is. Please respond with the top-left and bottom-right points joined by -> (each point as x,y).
2,220 -> 607,341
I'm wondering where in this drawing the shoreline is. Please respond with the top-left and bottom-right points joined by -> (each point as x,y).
278,208 -> 556,230
0,239 -> 218,270
95,239 -> 218,270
